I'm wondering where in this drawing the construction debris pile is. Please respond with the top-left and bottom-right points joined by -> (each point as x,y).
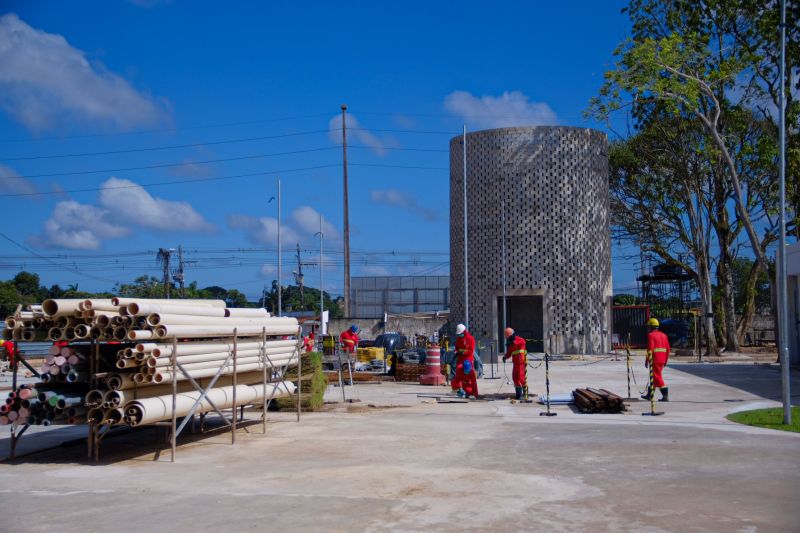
573,388 -> 626,414
2,298 -> 300,430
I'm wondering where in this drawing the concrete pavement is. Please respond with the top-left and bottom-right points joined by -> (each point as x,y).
1,357 -> 798,532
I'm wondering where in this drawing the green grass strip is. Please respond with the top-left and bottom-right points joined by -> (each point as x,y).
727,407 -> 800,433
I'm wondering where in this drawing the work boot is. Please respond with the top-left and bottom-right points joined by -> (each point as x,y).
641,390 -> 652,400
659,387 -> 669,402
514,387 -> 522,400
456,388 -> 465,398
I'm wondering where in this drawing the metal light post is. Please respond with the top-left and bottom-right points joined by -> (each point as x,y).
277,178 -> 282,317
462,125 -> 469,328
316,214 -> 324,340
777,0 -> 791,424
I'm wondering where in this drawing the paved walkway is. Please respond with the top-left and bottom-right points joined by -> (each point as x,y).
1,359 -> 798,532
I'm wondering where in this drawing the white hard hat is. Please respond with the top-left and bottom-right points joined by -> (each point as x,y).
455,324 -> 466,335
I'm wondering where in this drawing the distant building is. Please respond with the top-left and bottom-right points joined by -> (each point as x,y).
350,276 -> 449,318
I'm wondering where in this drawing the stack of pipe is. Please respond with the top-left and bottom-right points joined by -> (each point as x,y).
5,297 -> 301,428
0,384 -> 86,426
38,345 -> 88,384
4,305 -> 46,341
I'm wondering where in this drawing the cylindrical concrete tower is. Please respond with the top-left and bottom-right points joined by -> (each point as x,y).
450,126 -> 611,354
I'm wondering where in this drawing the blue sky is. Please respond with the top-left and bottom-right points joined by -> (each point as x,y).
0,0 -> 636,300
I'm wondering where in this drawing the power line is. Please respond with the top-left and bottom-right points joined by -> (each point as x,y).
0,231 -> 120,285
0,112 -> 334,144
0,127 -> 456,163
0,129 -> 333,162
0,145 -> 447,180
0,161 -> 448,198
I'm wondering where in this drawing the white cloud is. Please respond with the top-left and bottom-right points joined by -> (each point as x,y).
444,90 -> 558,129
0,163 -> 37,196
260,264 -> 277,277
370,188 -> 438,221
29,200 -> 129,250
328,113 -> 387,156
358,265 -> 392,277
0,13 -> 169,132
99,177 -> 213,232
31,178 -> 212,249
229,206 -> 339,246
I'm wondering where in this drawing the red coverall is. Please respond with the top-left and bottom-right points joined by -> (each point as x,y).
504,334 -> 527,388
2,340 -> 15,367
647,329 -> 670,388
339,330 -> 359,354
451,330 -> 478,397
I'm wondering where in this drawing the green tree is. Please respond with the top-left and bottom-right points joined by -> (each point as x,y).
592,0 -> 797,351
613,294 -> 637,305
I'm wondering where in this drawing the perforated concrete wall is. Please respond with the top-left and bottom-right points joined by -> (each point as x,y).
449,126 -> 612,354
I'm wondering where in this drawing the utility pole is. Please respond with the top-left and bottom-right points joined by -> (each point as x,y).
276,179 -> 282,316
777,0 -> 791,425
462,124 -> 469,327
316,214 -> 324,336
342,104 -> 351,318
157,248 -> 172,298
294,243 -> 305,311
173,245 -> 186,297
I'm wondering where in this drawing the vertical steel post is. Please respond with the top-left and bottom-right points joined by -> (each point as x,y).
501,196 -> 507,350
170,337 -> 177,462
462,124 -> 469,327
262,327 -> 267,434
540,352 -> 556,416
232,329 -> 238,444
777,0 -> 792,425
277,178 -> 282,317
342,104 -> 351,318
297,326 -> 302,422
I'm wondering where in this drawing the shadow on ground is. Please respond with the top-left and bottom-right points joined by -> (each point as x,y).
671,363 -> 800,403
1,415 -> 261,465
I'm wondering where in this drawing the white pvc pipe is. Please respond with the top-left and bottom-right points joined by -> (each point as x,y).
42,299 -> 87,317
225,308 -> 270,318
106,373 -> 137,390
22,329 -> 36,341
126,381 -> 296,426
152,355 -> 294,384
127,302 -> 227,317
112,297 -> 226,308
146,313 -> 286,327
144,339 -> 296,357
146,346 -> 291,367
128,330 -> 155,340
155,323 -> 298,338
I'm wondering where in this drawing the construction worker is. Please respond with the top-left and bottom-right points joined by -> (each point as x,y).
451,323 -> 478,399
340,325 -> 359,354
642,318 -> 670,401
503,327 -> 528,400
1,339 -> 15,368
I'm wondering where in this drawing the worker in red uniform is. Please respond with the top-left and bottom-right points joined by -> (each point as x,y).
302,332 -> 314,353
503,327 -> 528,400
1,339 -> 16,368
451,323 -> 479,399
339,325 -> 359,354
642,318 -> 670,401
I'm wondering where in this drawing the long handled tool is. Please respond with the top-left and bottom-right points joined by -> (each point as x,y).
539,352 -> 556,417
642,350 -> 663,417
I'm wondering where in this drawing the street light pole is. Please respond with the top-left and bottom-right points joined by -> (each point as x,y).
278,178 -> 282,317
462,124 -> 469,328
777,0 -> 791,425
317,214 -> 324,337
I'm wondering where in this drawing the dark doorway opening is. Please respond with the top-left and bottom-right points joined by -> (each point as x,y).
498,295 -> 544,353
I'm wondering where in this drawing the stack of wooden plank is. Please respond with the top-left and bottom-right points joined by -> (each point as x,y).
395,363 -> 424,382
573,388 -> 626,413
